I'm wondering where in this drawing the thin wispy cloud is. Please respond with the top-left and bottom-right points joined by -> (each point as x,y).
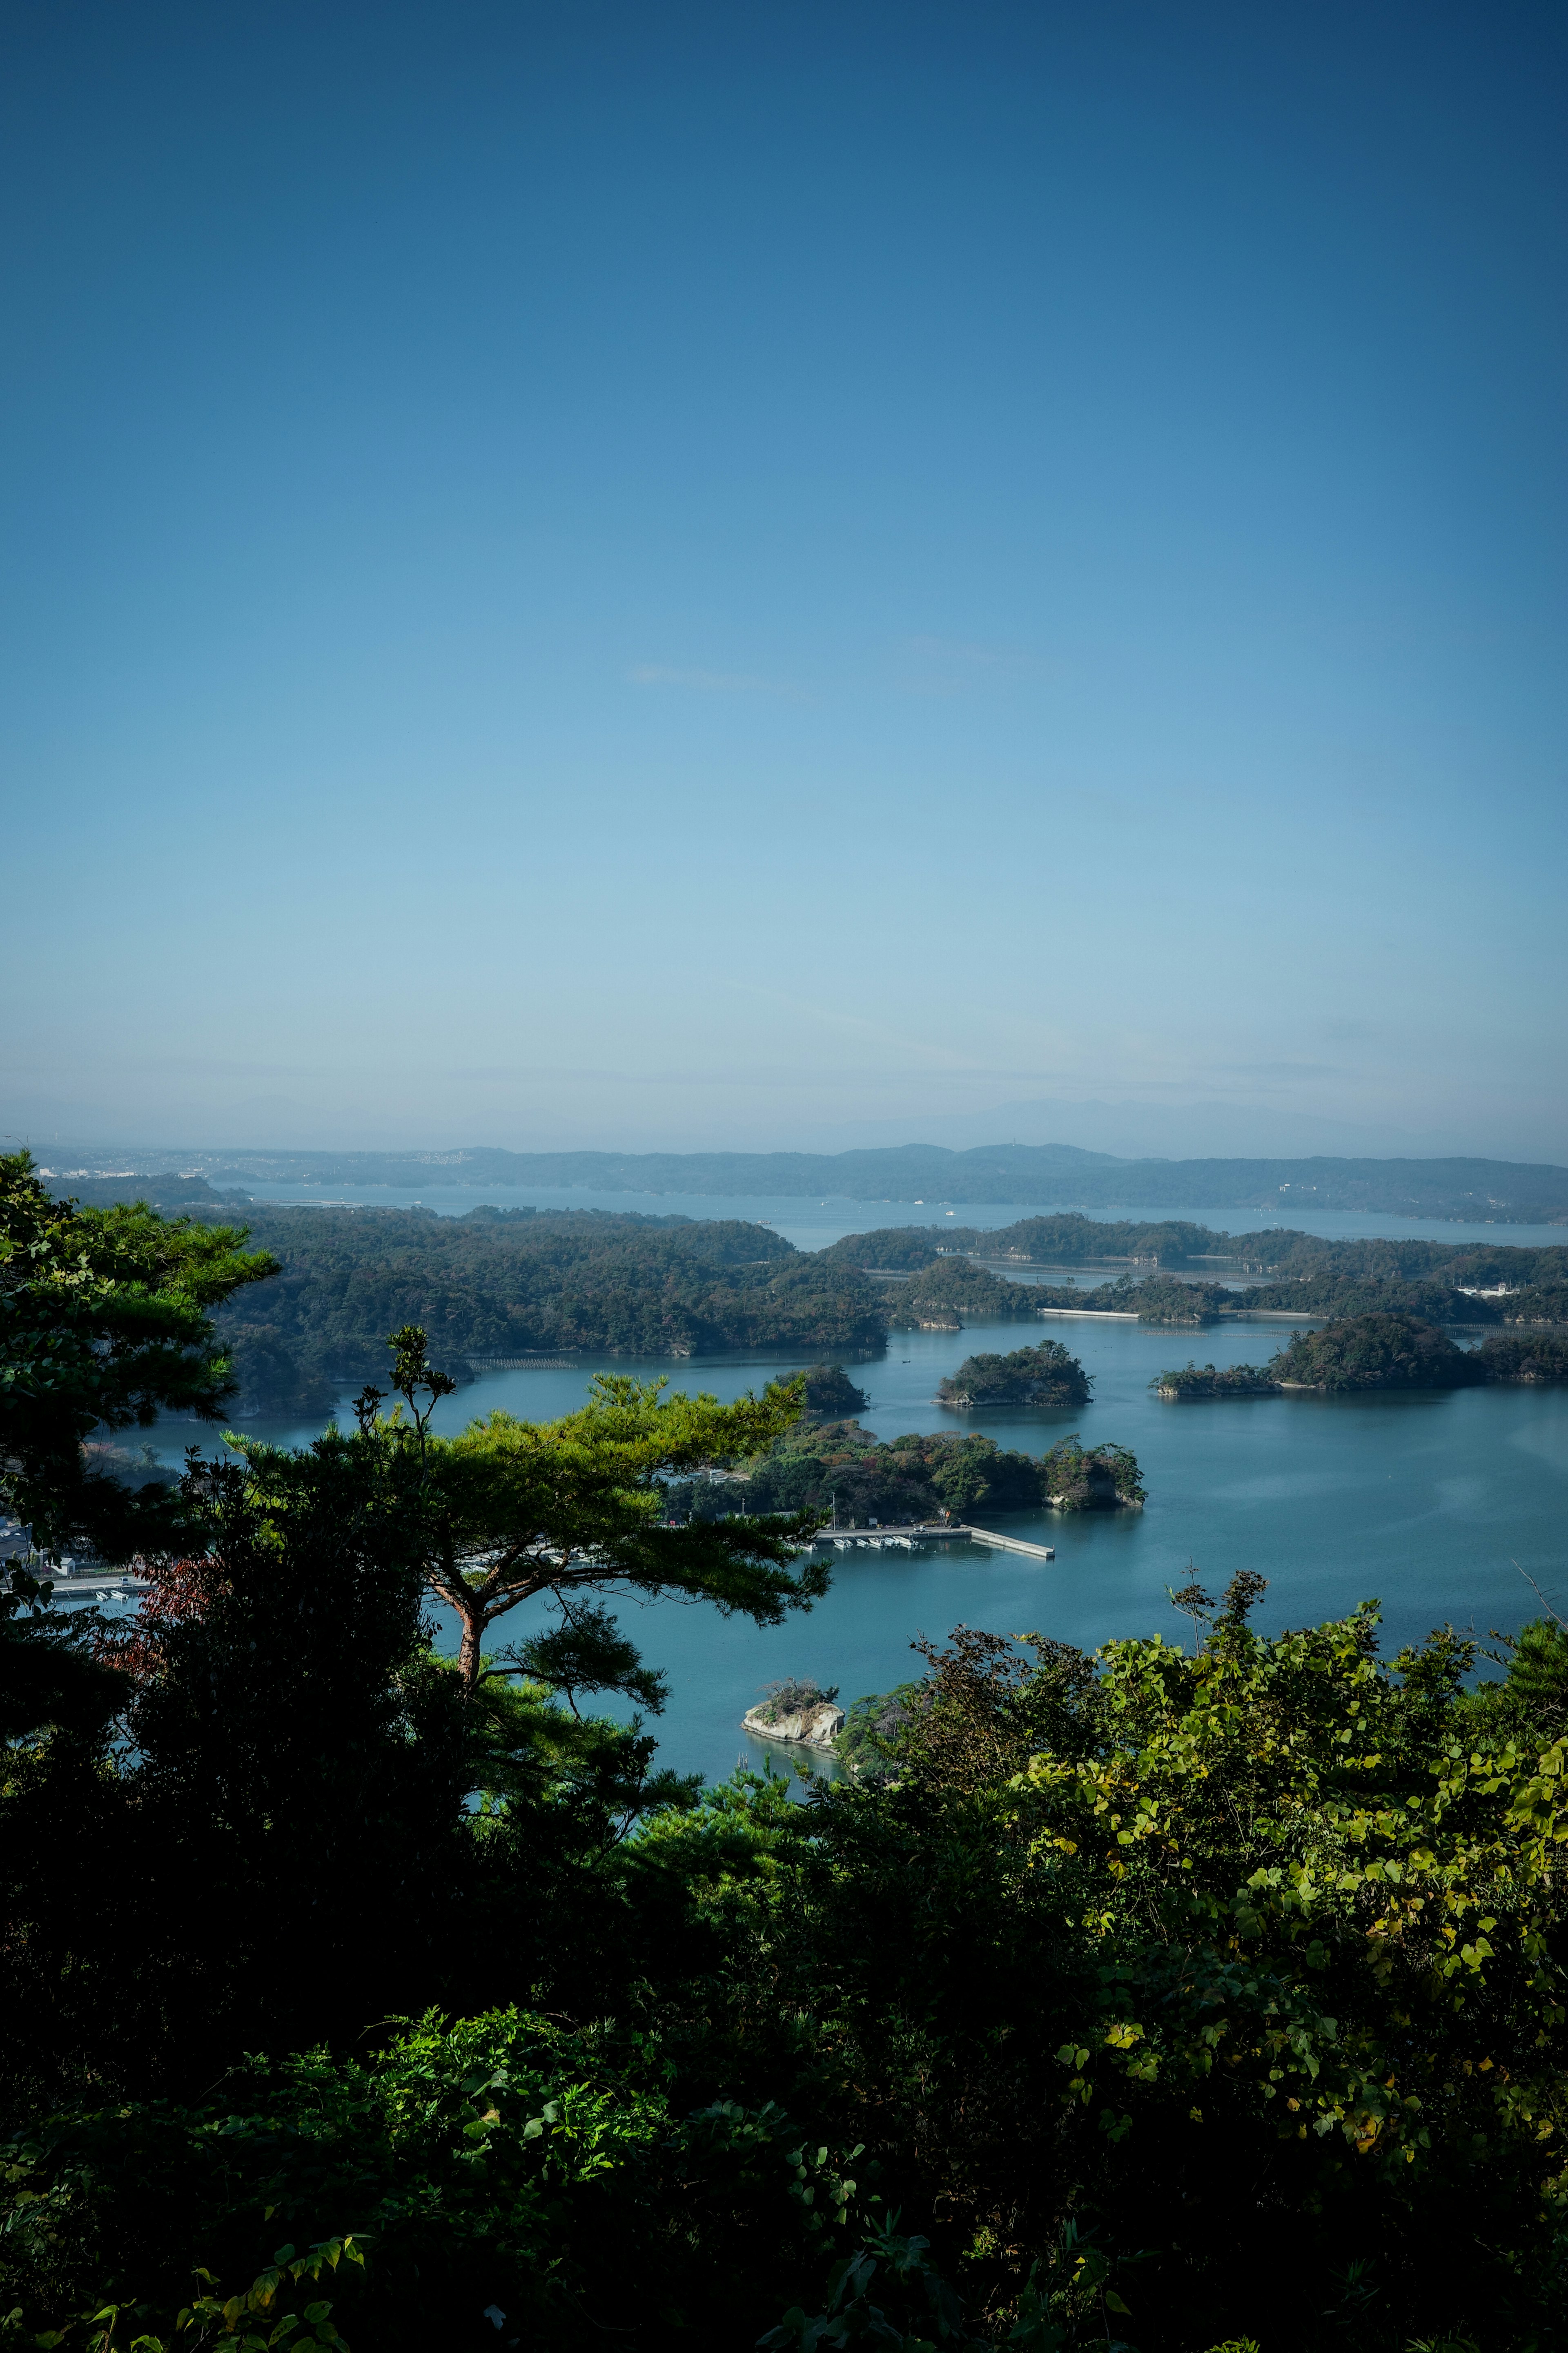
893,636 -> 1058,696
626,663 -> 803,698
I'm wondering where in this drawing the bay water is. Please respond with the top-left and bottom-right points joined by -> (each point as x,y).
137,1246 -> 1568,1789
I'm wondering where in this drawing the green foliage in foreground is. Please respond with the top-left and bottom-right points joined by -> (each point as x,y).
0,2007 -> 873,2352
413,1344 -> 825,1691
9,1184 -> 1568,2349
0,1150 -> 274,1561
11,1577 -> 1568,2347
834,1677 -> 927,1773
0,1150 -> 276,1748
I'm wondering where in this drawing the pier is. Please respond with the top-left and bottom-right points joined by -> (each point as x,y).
809,1523 -> 1054,1561
1033,1307 -> 1139,1320
963,1526 -> 1058,1560
466,1354 -> 577,1370
45,1573 -> 148,1599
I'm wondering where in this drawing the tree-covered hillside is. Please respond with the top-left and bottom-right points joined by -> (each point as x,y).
833,1218 -> 1568,1332
826,1213 -> 1568,1289
196,1204 -> 884,1413
1476,1331 -> 1568,1380
1268,1314 -> 1491,1391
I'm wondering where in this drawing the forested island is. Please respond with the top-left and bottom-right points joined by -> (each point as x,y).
1270,1314 -> 1489,1391
798,1363 -> 869,1416
834,1216 -> 1568,1330
179,1203 -> 884,1416
665,1417 -> 1096,1523
11,1151 -> 1568,2347
1476,1331 -> 1568,1380
661,1412 -> 1143,1525
820,1212 -> 1230,1269
1040,1434 -> 1145,1508
1153,1362 -> 1281,1398
937,1339 -> 1091,1407
829,1209 -> 1568,1286
854,1252 -> 1235,1330
1156,1313 -> 1568,1396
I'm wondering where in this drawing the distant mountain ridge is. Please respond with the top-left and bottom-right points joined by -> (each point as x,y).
39,1143 -> 1568,1224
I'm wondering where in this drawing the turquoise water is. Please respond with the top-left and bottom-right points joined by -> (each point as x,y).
149,1306 -> 1568,1790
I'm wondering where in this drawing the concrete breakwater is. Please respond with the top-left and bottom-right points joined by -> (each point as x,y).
805,1523 -> 1055,1559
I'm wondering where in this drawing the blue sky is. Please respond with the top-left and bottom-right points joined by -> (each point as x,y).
3,0 -> 1564,1160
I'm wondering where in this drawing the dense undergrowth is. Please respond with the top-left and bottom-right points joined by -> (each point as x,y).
7,1156 -> 1568,2351
9,1577 -> 1568,2351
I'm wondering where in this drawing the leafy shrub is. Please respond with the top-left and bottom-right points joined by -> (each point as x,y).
834,1682 -> 924,1773
0,2012 -> 880,2351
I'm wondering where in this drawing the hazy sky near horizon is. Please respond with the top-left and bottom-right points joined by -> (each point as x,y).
3,1 -> 1565,1161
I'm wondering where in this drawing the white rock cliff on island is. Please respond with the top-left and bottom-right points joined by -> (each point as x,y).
741,1698 -> 846,1749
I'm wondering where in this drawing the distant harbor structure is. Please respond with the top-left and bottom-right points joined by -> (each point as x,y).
804,1522 -> 1054,1561
466,1354 -> 577,1371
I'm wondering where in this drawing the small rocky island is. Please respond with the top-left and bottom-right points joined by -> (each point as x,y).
741,1676 -> 845,1749
1154,1361 -> 1279,1398
1124,1275 -> 1233,1325
1040,1436 -> 1145,1509
937,1338 -> 1091,1408
799,1363 -> 870,1417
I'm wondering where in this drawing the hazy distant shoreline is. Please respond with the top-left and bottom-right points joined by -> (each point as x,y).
30,1141 -> 1568,1225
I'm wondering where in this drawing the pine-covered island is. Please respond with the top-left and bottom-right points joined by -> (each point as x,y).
1154,1312 -> 1568,1396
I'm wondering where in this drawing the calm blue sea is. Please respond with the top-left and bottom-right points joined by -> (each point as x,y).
136,1290 -> 1568,1791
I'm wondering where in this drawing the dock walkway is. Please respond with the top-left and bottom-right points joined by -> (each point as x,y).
813,1523 -> 1054,1561
45,1573 -> 149,1599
